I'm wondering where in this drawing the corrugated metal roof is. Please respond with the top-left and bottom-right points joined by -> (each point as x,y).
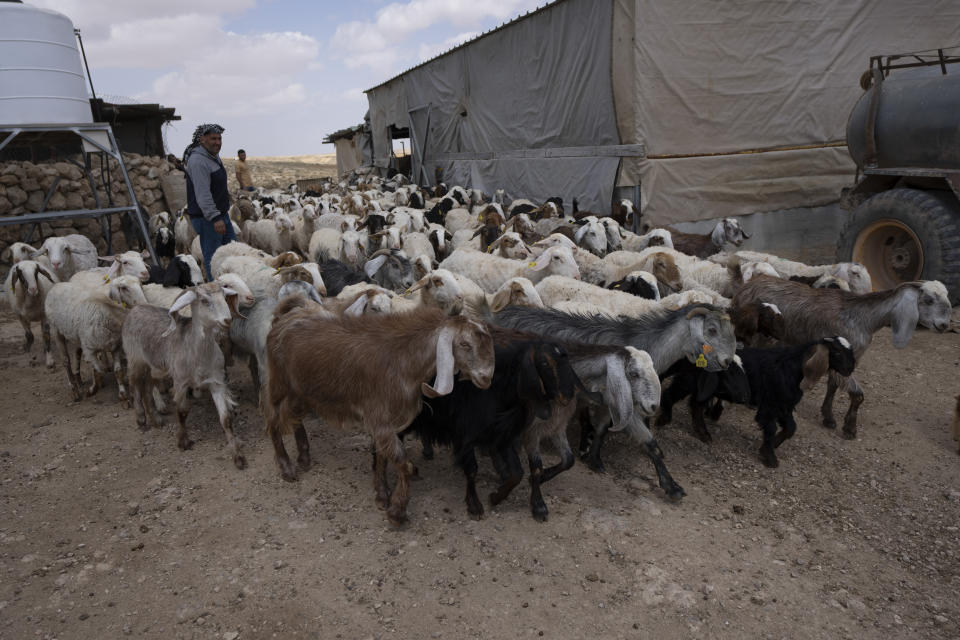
364,0 -> 565,93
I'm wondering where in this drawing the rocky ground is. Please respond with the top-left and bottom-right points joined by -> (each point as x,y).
221,154 -> 338,192
0,307 -> 958,640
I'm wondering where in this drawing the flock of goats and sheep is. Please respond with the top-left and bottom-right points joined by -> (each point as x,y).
3,174 -> 954,526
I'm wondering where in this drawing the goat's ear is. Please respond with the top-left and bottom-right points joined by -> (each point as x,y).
222,287 -> 245,319
423,326 -> 456,398
800,344 -> 830,390
162,290 -> 196,336
489,287 -> 513,313
891,286 -> 920,348
695,372 -> 721,402
36,265 -> 56,283
363,254 -> 388,278
573,224 -> 589,243
97,255 -> 114,263
10,265 -> 22,293
604,354 -> 632,428
105,259 -> 122,280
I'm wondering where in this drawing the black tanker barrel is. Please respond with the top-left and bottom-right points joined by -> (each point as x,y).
846,72 -> 960,171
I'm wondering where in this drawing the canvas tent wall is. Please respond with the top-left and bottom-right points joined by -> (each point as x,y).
365,0 -> 960,219
323,123 -> 373,177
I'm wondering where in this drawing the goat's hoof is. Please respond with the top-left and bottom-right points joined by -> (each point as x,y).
386,510 -> 408,527
488,492 -> 505,507
177,437 -> 194,451
694,431 -> 713,444
375,495 -> 390,510
663,484 -> 686,501
821,416 -> 837,430
137,420 -> 150,432
759,449 -> 779,468
234,454 -> 247,470
841,429 -> 857,441
531,507 -> 549,523
296,455 -> 311,472
466,501 -> 484,519
582,455 -> 605,474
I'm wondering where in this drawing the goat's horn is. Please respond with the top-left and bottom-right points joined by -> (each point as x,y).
368,248 -> 393,259
685,307 -> 712,319
405,276 -> 430,294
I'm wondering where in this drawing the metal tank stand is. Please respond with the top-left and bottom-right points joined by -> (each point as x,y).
0,122 -> 158,264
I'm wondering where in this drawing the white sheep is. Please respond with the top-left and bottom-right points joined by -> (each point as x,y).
713,250 -> 873,294
45,275 -> 147,401
317,212 -> 359,231
69,251 -> 151,287
243,211 -> 295,255
486,231 -> 533,260
210,242 -> 271,279
574,217 -> 608,256
5,259 -> 59,367
401,232 -> 436,262
621,228 -> 674,252
444,208 -> 479,234
537,275 -> 675,318
291,204 -> 319,256
440,245 -> 580,293
174,213 -> 197,254
35,234 -> 98,281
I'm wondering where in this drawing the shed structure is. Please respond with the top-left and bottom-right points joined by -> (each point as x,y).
323,121 -> 373,177
364,0 -> 960,223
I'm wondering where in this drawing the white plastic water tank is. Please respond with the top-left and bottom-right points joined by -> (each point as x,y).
0,0 -> 93,125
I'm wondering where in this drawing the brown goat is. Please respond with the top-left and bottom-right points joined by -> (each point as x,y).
730,301 -> 785,345
264,303 -> 495,526
265,251 -> 303,269
471,205 -> 506,251
668,218 -> 749,259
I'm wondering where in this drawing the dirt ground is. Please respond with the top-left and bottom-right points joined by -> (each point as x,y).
221,154 -> 338,191
0,306 -> 959,640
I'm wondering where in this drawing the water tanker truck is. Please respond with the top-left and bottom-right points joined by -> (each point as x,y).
837,47 -> 960,299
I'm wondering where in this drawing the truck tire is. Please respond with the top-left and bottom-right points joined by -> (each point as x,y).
836,188 -> 960,299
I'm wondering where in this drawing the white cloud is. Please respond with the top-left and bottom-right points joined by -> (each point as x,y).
331,0 -> 540,72
30,0 -> 254,39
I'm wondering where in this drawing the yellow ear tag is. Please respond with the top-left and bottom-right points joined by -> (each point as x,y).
696,354 -> 708,368
528,261 -> 537,268
477,215 -> 483,223
702,343 -> 714,354
612,284 -> 620,288
103,275 -> 110,283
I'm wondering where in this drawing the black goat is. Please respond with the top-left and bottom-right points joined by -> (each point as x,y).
408,191 -> 424,209
425,196 -> 455,225
404,329 -> 591,519
154,227 -> 175,263
605,274 -> 659,300
358,212 -> 387,235
316,258 -> 372,297
544,196 -> 564,216
658,337 -> 856,467
147,254 -> 203,288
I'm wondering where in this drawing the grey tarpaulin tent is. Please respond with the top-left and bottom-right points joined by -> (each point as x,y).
323,122 -> 373,177
365,0 -> 960,220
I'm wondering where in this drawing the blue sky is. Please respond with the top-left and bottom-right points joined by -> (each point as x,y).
30,0 -> 546,157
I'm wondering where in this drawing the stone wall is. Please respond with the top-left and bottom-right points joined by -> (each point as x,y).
0,153 -> 177,263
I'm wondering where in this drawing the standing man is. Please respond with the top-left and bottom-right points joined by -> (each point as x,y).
183,123 -> 235,279
235,149 -> 255,192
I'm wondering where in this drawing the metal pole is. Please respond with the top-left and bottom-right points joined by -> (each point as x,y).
74,29 -> 101,121
106,127 -> 158,265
